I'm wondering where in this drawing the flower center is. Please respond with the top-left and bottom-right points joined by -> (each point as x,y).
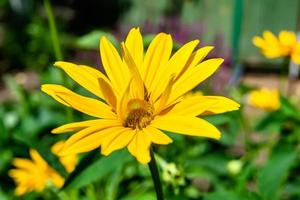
124,99 -> 154,129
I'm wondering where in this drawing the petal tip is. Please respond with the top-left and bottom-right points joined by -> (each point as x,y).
138,158 -> 151,165
51,128 -> 60,134
54,61 -> 71,68
41,84 -> 51,93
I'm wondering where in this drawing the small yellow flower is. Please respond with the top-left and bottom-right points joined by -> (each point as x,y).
41,28 -> 239,164
51,141 -> 78,173
253,30 -> 300,64
8,149 -> 64,196
248,88 -> 280,111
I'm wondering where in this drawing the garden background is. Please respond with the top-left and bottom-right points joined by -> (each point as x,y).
1,0 -> 300,199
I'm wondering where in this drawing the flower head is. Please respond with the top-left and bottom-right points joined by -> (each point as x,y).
8,149 -> 64,196
248,88 -> 280,111
41,28 -> 239,164
253,30 -> 300,64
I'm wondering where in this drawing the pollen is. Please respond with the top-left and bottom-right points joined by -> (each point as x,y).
124,99 -> 154,129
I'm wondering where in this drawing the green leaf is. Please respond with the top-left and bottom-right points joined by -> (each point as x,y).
62,150 -> 99,189
105,166 -> 123,200
204,190 -> 258,200
0,107 -> 8,143
76,30 -> 118,49
280,96 -> 300,119
255,111 -> 282,132
63,149 -> 131,190
185,153 -> 230,175
258,145 -> 297,200
120,193 -> 156,200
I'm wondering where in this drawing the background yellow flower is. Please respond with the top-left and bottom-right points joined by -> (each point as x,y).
247,88 -> 280,111
8,149 -> 64,196
253,30 -> 300,64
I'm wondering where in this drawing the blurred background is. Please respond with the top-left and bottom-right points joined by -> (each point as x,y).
1,0 -> 300,199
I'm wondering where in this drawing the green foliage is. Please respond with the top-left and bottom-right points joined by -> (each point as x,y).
1,0 -> 300,199
258,145 -> 297,200
63,150 -> 131,190
76,30 -> 118,49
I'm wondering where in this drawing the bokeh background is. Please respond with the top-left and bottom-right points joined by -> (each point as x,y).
1,0 -> 300,199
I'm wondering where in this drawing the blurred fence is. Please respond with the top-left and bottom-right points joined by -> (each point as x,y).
123,0 -> 300,63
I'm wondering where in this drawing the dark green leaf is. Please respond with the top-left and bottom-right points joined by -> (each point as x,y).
63,149 -> 131,190
204,190 -> 259,200
255,111 -> 282,132
258,145 -> 297,200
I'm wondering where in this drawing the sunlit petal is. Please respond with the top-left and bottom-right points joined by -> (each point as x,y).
152,115 -> 221,139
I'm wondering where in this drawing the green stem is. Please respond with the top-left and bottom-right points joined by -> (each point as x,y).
44,0 -> 73,122
44,0 -> 63,60
278,56 -> 289,95
148,148 -> 164,200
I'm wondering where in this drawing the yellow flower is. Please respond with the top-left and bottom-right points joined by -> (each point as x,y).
41,28 -> 240,164
253,30 -> 300,64
8,149 -> 64,196
248,88 -> 280,111
51,141 -> 78,173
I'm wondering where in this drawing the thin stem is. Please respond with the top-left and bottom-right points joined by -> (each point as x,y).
43,0 -> 73,122
44,0 -> 63,60
148,148 -> 164,200
278,56 -> 289,95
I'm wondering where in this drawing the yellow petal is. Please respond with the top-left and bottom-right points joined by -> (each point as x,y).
54,61 -> 110,99
117,79 -> 132,121
291,52 -> 300,64
247,88 -> 280,111
291,43 -> 300,64
15,185 -> 28,196
252,36 -> 266,48
185,46 -> 214,70
154,76 -> 175,114
100,37 -> 129,95
52,119 -> 107,134
263,48 -> 282,58
168,58 -> 224,104
125,28 -> 144,70
41,84 -> 116,119
128,130 -> 151,164
60,120 -> 122,154
143,126 -> 172,145
101,128 -> 135,156
29,149 -> 48,169
263,31 -> 279,44
60,126 -> 124,155
121,43 -> 145,99
98,78 -> 117,109
151,115 -> 221,139
51,141 -> 64,154
151,40 -> 199,101
143,33 -> 173,94
59,128 -> 113,156
50,172 -> 65,188
52,142 -> 78,173
279,31 -> 297,47
168,40 -> 199,76
12,158 -> 35,170
168,94 -> 240,116
41,84 -> 69,107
